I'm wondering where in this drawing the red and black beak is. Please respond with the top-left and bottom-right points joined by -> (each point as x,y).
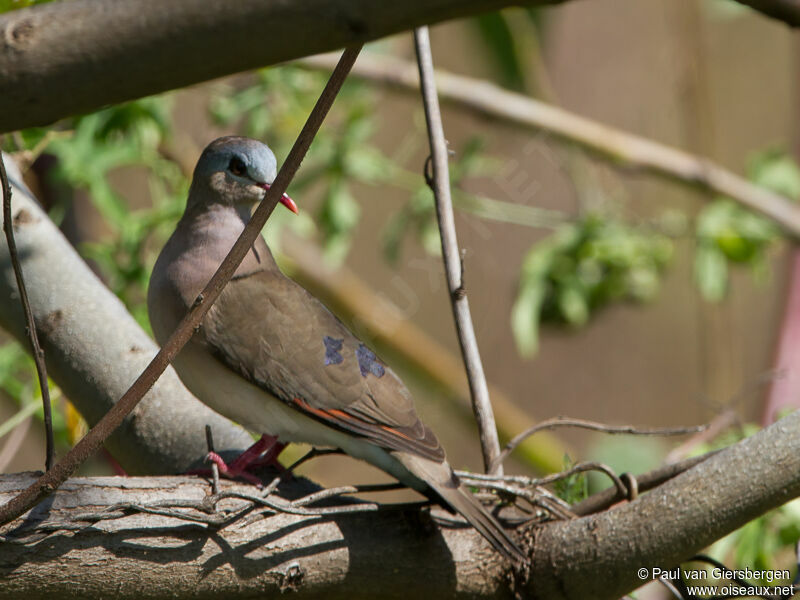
258,182 -> 298,214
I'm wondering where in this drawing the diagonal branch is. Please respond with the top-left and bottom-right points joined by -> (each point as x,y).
491,416 -> 706,472
414,26 -> 503,475
0,45 -> 362,527
298,52 -> 800,237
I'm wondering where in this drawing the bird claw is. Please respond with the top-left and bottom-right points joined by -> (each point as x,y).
189,434 -> 286,488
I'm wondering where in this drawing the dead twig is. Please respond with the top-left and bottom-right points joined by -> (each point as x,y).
414,26 -> 502,475
666,408 -> 738,463
298,51 -> 800,237
571,450 -> 720,516
491,416 -> 706,472
204,425 -> 220,495
0,45 -> 363,527
0,151 -> 55,472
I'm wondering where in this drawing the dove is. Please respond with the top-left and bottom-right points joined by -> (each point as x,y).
147,136 -> 525,565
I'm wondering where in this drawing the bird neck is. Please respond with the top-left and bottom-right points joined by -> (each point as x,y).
178,201 -> 278,276
235,204 -> 254,226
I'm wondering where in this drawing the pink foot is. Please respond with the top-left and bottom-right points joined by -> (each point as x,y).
190,434 -> 286,487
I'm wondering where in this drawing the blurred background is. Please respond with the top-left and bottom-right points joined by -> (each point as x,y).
1,0 -> 798,595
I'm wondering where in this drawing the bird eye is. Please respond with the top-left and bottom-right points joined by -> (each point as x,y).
228,156 -> 247,177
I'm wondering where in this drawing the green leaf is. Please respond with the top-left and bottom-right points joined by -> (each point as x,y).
695,244 -> 728,302
512,216 -> 673,357
0,0 -> 54,14
470,12 -> 526,90
511,280 -> 547,357
748,149 -> 800,200
558,283 -> 589,326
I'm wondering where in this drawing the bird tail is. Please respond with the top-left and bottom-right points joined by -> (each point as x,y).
394,454 -> 527,566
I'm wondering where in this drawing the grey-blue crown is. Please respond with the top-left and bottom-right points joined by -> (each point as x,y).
194,136 -> 277,184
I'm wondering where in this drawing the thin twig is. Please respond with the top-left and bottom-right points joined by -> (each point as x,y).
298,52 -> 800,237
414,27 -> 502,475
571,450 -> 720,516
20,487 -> 433,541
666,408 -> 738,463
0,151 -> 55,471
458,460 -> 627,497
0,45 -> 363,527
204,425 -> 220,495
259,448 -> 343,497
491,416 -> 706,472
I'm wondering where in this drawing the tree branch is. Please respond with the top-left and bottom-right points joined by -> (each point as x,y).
0,472 -> 519,599
298,52 -> 800,237
530,410 -> 800,599
414,27 -> 503,475
0,0 -> 570,133
2,410 -> 800,598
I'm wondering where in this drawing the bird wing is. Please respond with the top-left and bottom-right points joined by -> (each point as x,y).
202,269 -> 445,462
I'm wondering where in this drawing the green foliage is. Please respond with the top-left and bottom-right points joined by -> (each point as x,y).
695,150 -> 799,302
0,0 -> 54,14
688,423 -> 800,585
553,454 -> 588,504
7,97 -> 186,328
383,186 -> 441,262
512,215 -> 673,357
383,138 -> 495,262
472,13 -> 527,91
709,503 -> 800,584
469,9 -> 546,92
0,342 -> 68,447
211,68 -> 378,263
45,99 -> 183,327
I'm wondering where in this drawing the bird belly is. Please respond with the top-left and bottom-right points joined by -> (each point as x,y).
171,343 -> 428,492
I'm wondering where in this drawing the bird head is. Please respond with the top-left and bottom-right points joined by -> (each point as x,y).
190,136 -> 298,213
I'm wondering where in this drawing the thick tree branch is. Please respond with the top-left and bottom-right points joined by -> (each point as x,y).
1,410 -> 799,598
0,0 -> 568,133
0,473 -> 518,599
299,52 -> 800,237
0,154 -> 254,473
530,410 -> 800,599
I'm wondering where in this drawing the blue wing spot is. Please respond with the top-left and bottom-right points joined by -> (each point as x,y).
324,336 -> 344,365
356,343 -> 385,378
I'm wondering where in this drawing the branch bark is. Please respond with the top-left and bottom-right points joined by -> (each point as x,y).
298,52 -> 800,237
0,0 -> 569,133
2,409 -> 800,598
0,472 -> 515,599
414,27 -> 503,475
